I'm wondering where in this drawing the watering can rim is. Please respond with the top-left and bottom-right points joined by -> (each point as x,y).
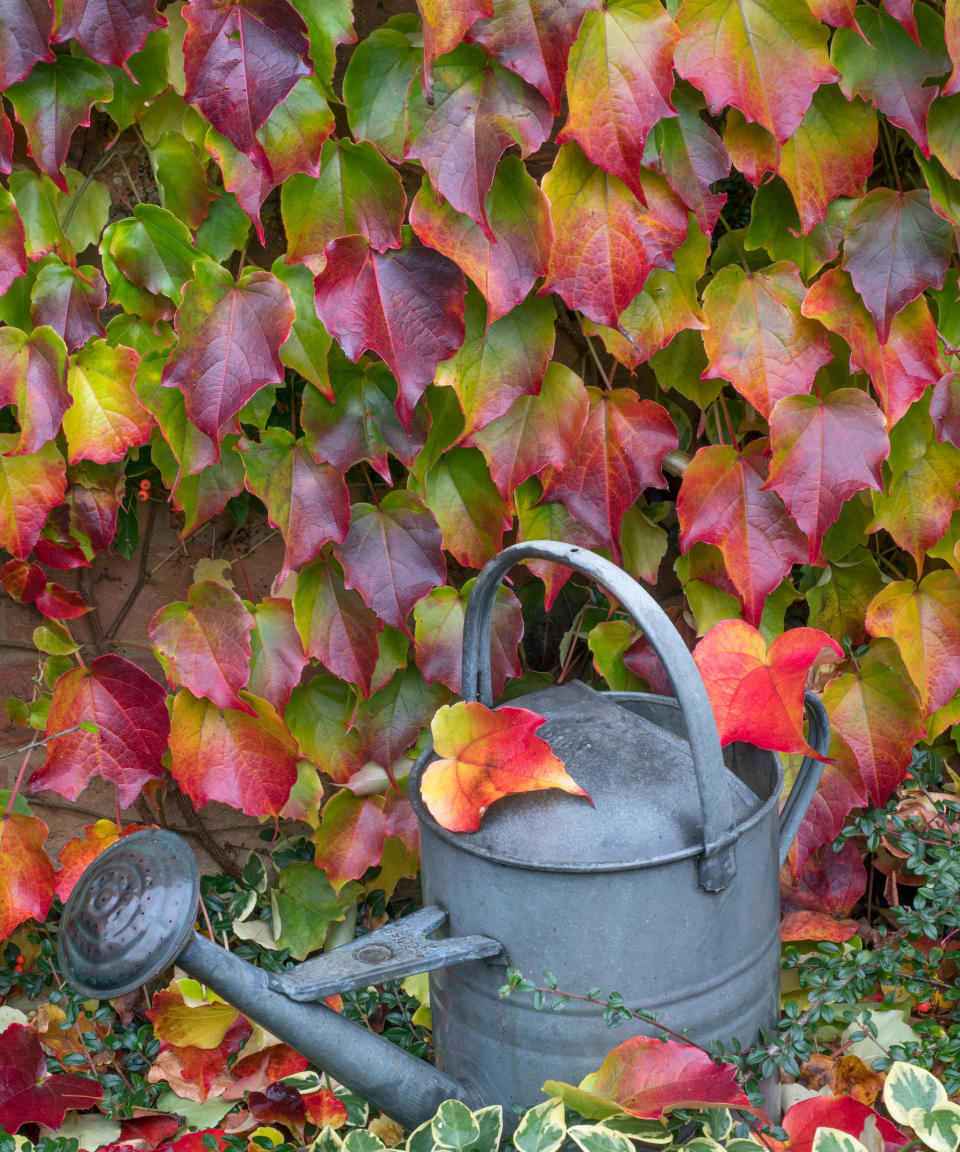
407,686 -> 785,874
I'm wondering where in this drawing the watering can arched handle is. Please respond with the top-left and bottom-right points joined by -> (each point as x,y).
462,541 -> 738,893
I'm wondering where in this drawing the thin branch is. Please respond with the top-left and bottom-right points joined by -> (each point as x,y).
105,498 -> 157,641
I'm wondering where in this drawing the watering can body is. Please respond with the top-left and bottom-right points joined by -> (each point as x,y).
58,541 -> 829,1131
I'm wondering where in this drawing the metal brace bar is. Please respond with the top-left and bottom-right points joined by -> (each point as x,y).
265,905 -> 503,1002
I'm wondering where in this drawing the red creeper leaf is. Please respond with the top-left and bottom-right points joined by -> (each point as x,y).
149,581 -> 255,713
314,233 -> 466,428
0,187 -> 27,293
0,435 -> 67,559
0,0 -> 54,89
30,260 -> 107,352
248,597 -> 308,712
0,815 -> 54,942
693,619 -> 842,754
27,655 -> 170,807
558,0 -> 679,202
53,0 -> 168,68
313,790 -> 386,890
674,0 -> 835,142
677,440 -> 807,626
541,388 -> 677,560
421,701 -> 590,833
780,842 -> 866,942
0,325 -> 69,455
0,1024 -> 101,1133
170,690 -> 299,818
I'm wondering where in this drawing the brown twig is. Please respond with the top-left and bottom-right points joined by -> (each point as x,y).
105,498 -> 157,641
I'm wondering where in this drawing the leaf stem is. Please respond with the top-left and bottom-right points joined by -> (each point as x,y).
583,331 -> 612,390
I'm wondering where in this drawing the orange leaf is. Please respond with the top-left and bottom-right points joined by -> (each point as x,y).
55,819 -> 148,901
304,1087 -> 349,1129
692,619 -> 842,753
0,811 -> 53,939
420,701 -> 591,832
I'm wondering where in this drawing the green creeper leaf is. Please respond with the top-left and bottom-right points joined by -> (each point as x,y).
674,0 -> 835,142
806,558 -> 885,646
406,44 -> 552,237
0,325 -> 69,455
776,84 -> 876,235
259,73 -> 335,180
150,132 -> 219,230
540,142 -> 685,327
417,0 -> 493,100
588,620 -> 646,693
106,314 -> 175,356
343,14 -> 421,162
100,228 -> 174,324
271,259 -> 332,397
248,597 -> 308,712
744,179 -> 846,282
869,423 -> 960,571
107,204 -> 200,307
99,30 -> 170,132
173,437 -> 245,535
295,0 -> 356,100
30,258 -> 106,351
700,261 -> 833,418
137,353 -> 218,477
356,666 -> 449,772
832,5 -> 949,157
516,481 -> 599,608
285,673 -> 365,783
512,1099 -> 567,1152
413,581 -> 522,697
33,619 -> 80,657
170,690 -> 299,818
282,139 -> 406,273
195,191 -> 250,262
302,351 -> 427,479
866,570 -> 960,715
410,157 -> 551,324
559,0 -> 679,201
240,427 -> 351,584
63,340 -> 152,466
423,446 -> 512,568
162,262 -> 295,442
436,288 -> 555,442
294,558 -> 382,699
61,169 -> 111,254
6,57 -> 113,191
468,361 -> 590,502
8,171 -> 67,262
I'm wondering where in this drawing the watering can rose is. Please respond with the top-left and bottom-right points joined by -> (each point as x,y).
420,701 -> 592,833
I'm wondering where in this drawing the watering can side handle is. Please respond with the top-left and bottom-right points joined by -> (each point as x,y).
461,541 -> 738,893
777,692 -> 831,869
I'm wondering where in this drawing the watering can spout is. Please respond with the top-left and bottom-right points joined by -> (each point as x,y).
56,829 -> 498,1131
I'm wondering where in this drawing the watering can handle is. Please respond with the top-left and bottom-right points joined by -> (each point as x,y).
461,541 -> 738,892
778,693 -> 831,869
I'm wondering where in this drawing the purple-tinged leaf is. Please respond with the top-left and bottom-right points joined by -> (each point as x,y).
293,558 -> 382,698
417,0 -> 493,101
30,260 -> 106,351
314,233 -> 466,429
468,0 -> 598,113
337,491 -> 446,636
239,427 -> 350,585
356,666 -> 449,772
53,0 -> 167,68
423,446 -> 513,568
162,262 -> 295,442
0,0 -> 54,89
651,82 -> 730,235
182,0 -> 311,176
842,189 -> 953,341
0,187 -> 26,294
406,44 -> 552,238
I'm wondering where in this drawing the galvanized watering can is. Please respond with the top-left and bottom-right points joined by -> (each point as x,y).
59,542 -> 829,1129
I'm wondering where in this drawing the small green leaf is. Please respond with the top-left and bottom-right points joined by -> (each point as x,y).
810,1129 -> 871,1152
513,1099 -> 566,1152
33,620 -> 80,656
883,1060 -> 948,1126
568,1125 -> 635,1152
431,1100 -> 481,1151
